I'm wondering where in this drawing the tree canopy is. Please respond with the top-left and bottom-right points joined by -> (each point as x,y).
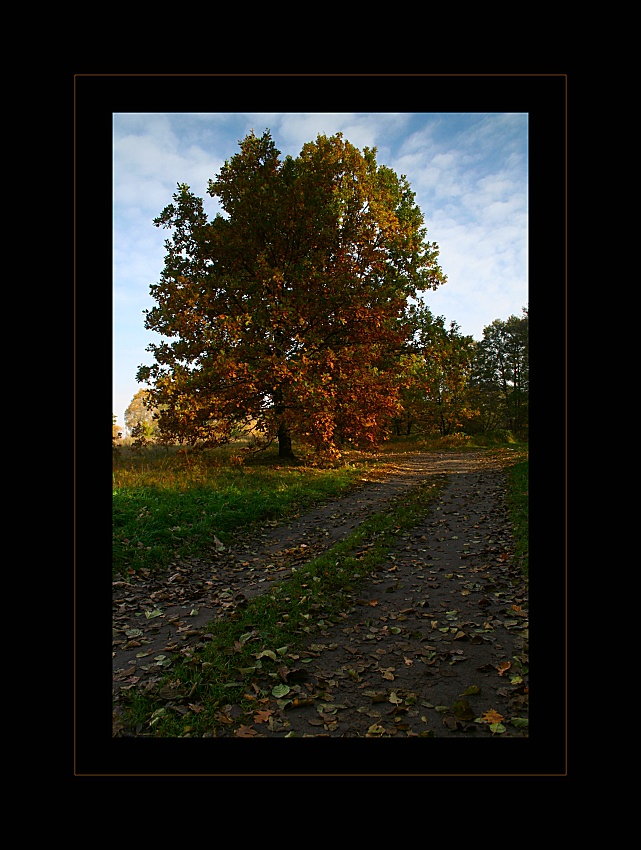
137,130 -> 446,457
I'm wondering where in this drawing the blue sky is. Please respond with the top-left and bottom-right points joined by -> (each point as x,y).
113,112 -> 528,430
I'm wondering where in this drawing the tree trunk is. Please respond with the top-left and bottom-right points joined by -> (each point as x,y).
277,422 -> 295,459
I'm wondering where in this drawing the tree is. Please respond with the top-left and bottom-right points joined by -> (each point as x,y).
397,308 -> 478,436
124,389 -> 158,438
470,308 -> 529,437
137,130 -> 446,458
112,414 -> 123,446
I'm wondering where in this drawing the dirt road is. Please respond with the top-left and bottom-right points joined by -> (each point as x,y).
112,451 -> 528,738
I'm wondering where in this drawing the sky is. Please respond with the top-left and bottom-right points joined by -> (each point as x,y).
113,112 -> 528,430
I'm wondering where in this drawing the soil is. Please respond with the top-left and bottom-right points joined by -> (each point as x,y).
112,451 -> 528,739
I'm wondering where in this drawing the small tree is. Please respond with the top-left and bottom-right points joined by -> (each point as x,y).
112,414 -> 123,448
471,308 -> 528,437
396,308 -> 478,436
124,389 -> 159,439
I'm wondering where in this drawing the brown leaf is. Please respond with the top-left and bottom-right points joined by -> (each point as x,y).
497,661 -> 512,676
253,709 -> 273,724
235,725 -> 258,737
214,710 -> 234,725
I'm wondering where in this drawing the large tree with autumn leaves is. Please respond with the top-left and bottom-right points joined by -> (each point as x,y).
137,130 -> 446,458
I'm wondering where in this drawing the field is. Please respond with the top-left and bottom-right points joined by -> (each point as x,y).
113,432 -> 526,577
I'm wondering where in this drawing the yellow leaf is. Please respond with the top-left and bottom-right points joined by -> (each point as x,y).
482,709 -> 504,724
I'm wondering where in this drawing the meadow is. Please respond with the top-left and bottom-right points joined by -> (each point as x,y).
113,432 -> 527,577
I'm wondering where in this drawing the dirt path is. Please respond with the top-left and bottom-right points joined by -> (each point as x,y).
112,451 -> 528,738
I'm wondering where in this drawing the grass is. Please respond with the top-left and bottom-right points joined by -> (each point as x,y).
113,445 -> 372,576
505,458 -> 529,576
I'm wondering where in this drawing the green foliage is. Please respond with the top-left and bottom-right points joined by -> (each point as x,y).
393,307 -> 479,437
470,308 -> 529,438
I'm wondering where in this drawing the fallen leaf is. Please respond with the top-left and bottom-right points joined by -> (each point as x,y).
253,710 -> 273,724
450,699 -> 475,720
291,697 -> 315,708
256,650 -> 277,661
235,725 -> 257,737
482,709 -> 505,724
497,662 -> 512,676
367,691 -> 389,703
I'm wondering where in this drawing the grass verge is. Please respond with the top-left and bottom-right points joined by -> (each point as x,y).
505,458 -> 528,576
